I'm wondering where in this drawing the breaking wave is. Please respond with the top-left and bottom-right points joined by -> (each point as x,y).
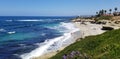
20,22 -> 80,59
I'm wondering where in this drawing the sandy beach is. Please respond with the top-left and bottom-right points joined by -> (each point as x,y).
74,22 -> 105,37
34,22 -> 106,59
1,0 -> 120,59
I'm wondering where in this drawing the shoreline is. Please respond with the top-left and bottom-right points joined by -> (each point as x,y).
34,22 -> 106,59
20,22 -> 81,59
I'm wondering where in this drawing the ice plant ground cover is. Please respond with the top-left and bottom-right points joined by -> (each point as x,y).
50,29 -> 120,59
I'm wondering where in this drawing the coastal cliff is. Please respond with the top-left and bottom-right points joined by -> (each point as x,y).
50,16 -> 120,59
35,16 -> 120,59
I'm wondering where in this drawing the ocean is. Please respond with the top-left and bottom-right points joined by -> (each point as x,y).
0,16 -> 79,59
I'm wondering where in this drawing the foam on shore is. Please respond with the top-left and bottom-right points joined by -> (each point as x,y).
20,22 -> 81,59
16,19 -> 43,22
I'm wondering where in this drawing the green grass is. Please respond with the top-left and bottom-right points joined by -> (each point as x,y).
95,16 -> 113,21
50,29 -> 120,59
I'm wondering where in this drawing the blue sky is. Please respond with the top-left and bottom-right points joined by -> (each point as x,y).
0,0 -> 120,16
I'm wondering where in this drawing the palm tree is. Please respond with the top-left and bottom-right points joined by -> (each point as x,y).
109,9 -> 112,14
96,12 -> 99,17
104,10 -> 107,14
99,10 -> 102,15
101,9 -> 104,15
114,7 -> 117,12
96,12 -> 98,15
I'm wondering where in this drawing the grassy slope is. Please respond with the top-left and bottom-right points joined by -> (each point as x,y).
50,29 -> 120,59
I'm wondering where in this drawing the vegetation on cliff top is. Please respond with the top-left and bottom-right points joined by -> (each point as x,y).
50,29 -> 120,59
95,7 -> 120,21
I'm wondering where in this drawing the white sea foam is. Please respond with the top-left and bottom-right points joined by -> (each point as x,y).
20,22 -> 80,59
16,19 -> 43,22
0,28 -> 6,32
8,31 -> 16,34
45,22 -> 76,33
6,20 -> 13,22
53,19 -> 63,21
41,33 -> 46,36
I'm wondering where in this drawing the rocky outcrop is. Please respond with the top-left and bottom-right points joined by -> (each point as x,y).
101,26 -> 114,30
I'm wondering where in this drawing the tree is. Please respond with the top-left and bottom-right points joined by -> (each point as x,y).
101,9 -> 104,15
96,12 -> 99,17
104,10 -> 107,14
114,7 -> 117,12
109,9 -> 112,14
96,12 -> 98,15
99,10 -> 102,15
114,7 -> 118,16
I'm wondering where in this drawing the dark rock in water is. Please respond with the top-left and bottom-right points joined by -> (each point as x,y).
114,21 -> 120,24
90,21 -> 96,24
96,21 -> 106,24
101,26 -> 114,30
